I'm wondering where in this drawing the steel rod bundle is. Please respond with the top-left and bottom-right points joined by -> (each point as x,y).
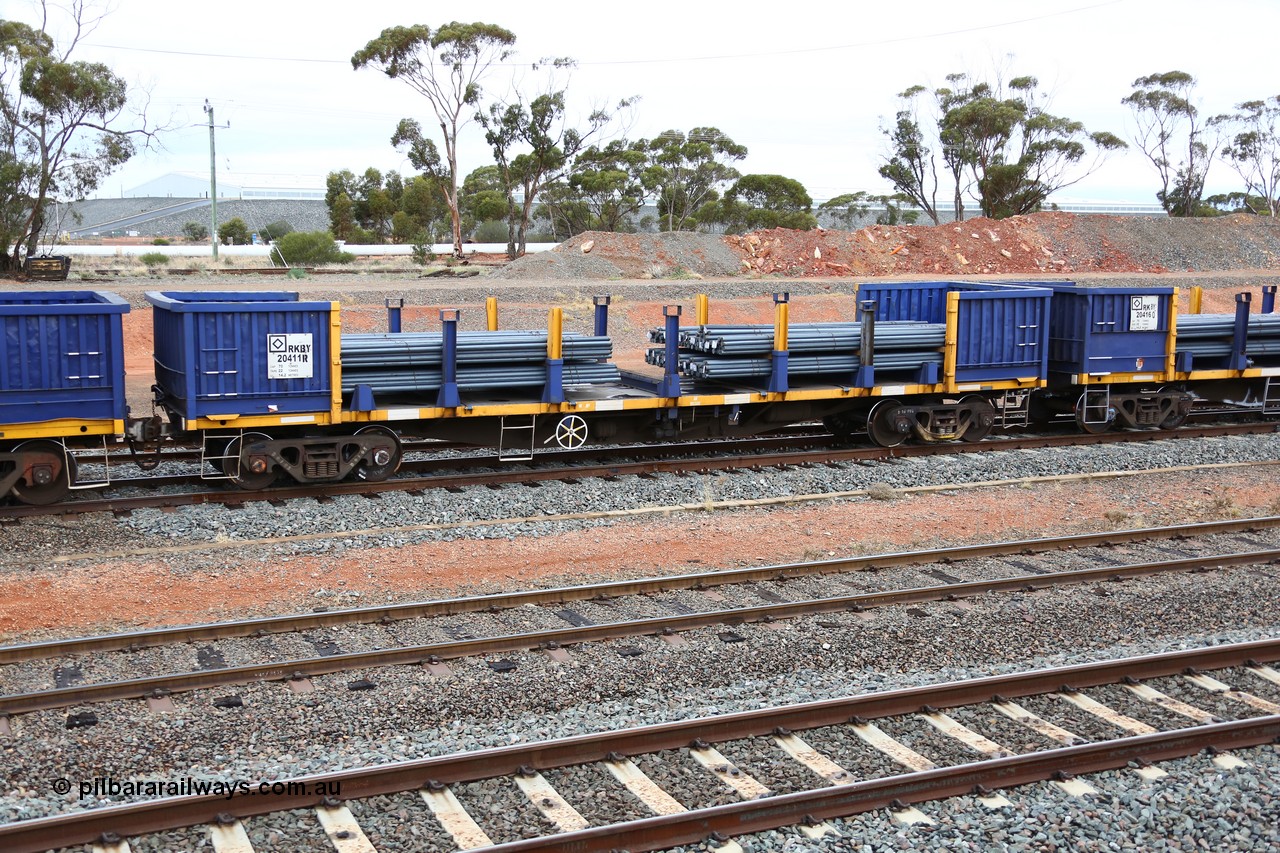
1177,340 -> 1280,357
1175,313 -> 1280,361
342,331 -> 612,366
647,320 -> 945,381
649,322 -> 944,354
673,352 -> 943,380
340,330 -> 618,396
1175,315 -> 1280,339
342,362 -> 620,394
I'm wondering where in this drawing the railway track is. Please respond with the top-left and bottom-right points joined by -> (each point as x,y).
2,640 -> 1277,853
3,516 -> 1276,718
4,421 -> 1274,520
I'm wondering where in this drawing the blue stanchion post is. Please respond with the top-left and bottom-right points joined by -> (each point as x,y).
593,295 -> 611,337
658,305 -> 683,398
856,299 -> 876,388
385,298 -> 404,333
1263,285 -> 1276,314
768,292 -> 790,394
436,309 -> 461,408
1229,292 -> 1251,371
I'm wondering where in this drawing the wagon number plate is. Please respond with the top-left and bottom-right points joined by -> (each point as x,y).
1129,295 -> 1159,331
267,333 -> 314,379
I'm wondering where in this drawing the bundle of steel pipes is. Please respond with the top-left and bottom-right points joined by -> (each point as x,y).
1176,314 -> 1280,358
669,322 -> 944,355
666,352 -> 944,380
341,331 -> 618,394
646,321 -> 946,380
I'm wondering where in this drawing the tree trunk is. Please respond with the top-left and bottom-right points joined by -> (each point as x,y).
445,148 -> 464,258
518,189 -> 536,258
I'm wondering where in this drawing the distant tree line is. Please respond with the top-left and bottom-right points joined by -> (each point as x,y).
3,6 -> 1278,270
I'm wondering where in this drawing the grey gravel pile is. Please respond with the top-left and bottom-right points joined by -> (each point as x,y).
492,232 -> 747,280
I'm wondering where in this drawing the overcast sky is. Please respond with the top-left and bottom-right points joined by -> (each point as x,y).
3,0 -> 1273,205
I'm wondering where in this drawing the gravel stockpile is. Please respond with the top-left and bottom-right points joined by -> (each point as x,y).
1062,213 -> 1280,272
492,213 -> 1280,280
493,231 -> 748,280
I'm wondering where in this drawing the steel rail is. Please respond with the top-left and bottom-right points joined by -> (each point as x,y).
3,421 -> 1274,520
2,515 -> 1275,665
1,640 -> 1276,853
3,546 -> 1277,715
0,430 -> 839,519
479,718 -> 1280,852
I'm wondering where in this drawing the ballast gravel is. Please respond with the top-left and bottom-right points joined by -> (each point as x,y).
22,432 -> 1279,569
2,566 -> 1279,849
2,433 -> 1280,848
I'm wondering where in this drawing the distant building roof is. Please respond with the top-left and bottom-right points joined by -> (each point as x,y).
115,172 -> 325,201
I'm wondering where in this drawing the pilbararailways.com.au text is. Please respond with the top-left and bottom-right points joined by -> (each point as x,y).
54,777 -> 341,801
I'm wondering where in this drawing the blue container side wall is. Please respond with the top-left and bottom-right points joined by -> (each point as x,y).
952,291 -> 1050,378
856,282 -> 960,323
148,292 -> 333,419
0,291 -> 127,424
855,282 -> 1051,381
1046,286 -> 1174,374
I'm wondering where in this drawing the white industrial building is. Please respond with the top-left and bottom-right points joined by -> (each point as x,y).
116,172 -> 326,200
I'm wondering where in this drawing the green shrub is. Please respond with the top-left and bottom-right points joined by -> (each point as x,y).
217,217 -> 251,245
181,222 -> 208,242
472,219 -> 509,243
411,235 -> 436,266
152,237 -> 170,246
140,252 -> 169,268
346,226 -> 376,245
276,231 -> 355,266
286,267 -> 308,280
261,220 -> 294,241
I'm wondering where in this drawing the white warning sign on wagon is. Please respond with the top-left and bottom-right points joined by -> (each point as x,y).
267,333 -> 313,379
1129,295 -> 1159,331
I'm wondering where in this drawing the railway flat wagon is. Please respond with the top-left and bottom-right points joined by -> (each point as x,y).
1025,281 -> 1280,431
1172,284 -> 1280,420
144,290 -> 644,488
0,290 -> 129,503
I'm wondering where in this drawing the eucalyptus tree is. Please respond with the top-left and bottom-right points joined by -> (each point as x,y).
1123,71 -> 1218,217
878,85 -> 942,224
939,74 -> 1125,219
880,71 -> 1124,221
1215,96 -> 1280,217
479,58 -> 636,257
353,22 -> 516,257
643,128 -> 747,231
0,3 -> 160,269
562,138 -> 650,232
714,174 -> 817,232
